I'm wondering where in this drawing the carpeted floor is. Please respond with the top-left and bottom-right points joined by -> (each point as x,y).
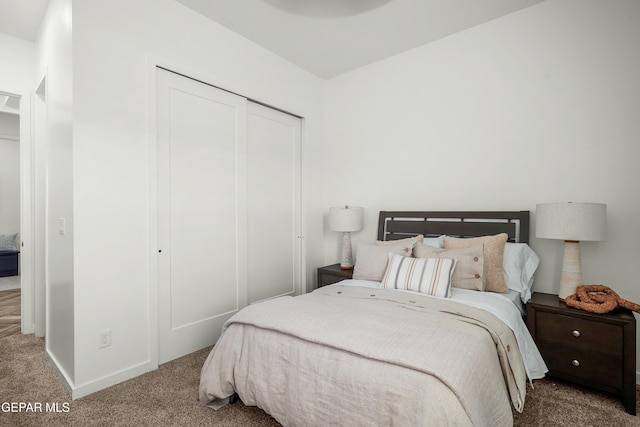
1,333 -> 639,426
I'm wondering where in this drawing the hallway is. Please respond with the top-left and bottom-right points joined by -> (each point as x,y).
0,288 -> 20,338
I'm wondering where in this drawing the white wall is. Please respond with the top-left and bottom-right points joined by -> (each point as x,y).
34,0 -> 75,386
0,32 -> 32,246
0,113 -> 20,235
0,112 -> 19,134
0,112 -> 20,235
324,0 -> 640,369
68,0 -> 324,397
0,32 -> 34,93
0,33 -> 32,240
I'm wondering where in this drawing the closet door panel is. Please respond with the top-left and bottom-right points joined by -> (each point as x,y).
247,102 -> 301,304
156,69 -> 247,364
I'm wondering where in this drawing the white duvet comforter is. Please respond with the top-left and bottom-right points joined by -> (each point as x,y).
200,284 -> 535,426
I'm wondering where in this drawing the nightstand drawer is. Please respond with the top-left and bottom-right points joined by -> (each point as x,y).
536,311 -> 622,356
537,341 -> 623,389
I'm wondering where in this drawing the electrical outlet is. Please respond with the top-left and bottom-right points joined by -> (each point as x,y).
98,329 -> 111,348
58,218 -> 66,236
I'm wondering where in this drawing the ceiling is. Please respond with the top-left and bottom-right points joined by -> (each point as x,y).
0,0 -> 49,41
175,0 -> 545,79
0,0 -> 545,79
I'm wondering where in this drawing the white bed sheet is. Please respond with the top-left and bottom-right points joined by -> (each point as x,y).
505,289 -> 526,316
336,279 -> 548,382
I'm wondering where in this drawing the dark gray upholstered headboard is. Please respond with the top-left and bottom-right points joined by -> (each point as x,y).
377,211 -> 530,244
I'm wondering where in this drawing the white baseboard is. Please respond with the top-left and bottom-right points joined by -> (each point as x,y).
46,348 -> 157,400
45,349 -> 73,398
70,360 -> 157,400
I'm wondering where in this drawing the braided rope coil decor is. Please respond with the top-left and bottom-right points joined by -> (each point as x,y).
564,285 -> 640,314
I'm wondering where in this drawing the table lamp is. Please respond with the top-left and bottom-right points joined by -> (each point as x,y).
329,205 -> 364,269
536,202 -> 606,300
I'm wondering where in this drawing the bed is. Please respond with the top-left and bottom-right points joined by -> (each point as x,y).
199,210 -> 548,426
0,233 -> 19,277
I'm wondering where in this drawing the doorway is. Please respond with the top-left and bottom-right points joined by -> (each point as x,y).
0,86 -> 41,339
0,94 -> 22,337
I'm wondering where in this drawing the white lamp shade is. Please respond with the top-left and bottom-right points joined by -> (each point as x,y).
536,203 -> 606,242
329,206 -> 364,232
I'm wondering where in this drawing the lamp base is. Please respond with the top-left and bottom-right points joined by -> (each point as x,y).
558,240 -> 582,301
339,231 -> 354,270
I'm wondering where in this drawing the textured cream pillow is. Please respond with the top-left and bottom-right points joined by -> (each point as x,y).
444,233 -> 509,293
414,243 -> 485,291
376,235 -> 424,245
353,241 -> 415,282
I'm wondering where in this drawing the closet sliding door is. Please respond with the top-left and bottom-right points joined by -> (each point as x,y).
155,68 -> 301,364
247,102 -> 301,304
156,69 -> 247,364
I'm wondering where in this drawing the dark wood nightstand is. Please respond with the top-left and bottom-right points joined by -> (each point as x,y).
317,263 -> 353,288
526,292 -> 636,415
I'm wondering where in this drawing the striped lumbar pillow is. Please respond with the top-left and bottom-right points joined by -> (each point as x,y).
381,253 -> 456,298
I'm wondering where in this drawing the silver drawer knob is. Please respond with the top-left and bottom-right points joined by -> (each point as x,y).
572,330 -> 581,337
572,359 -> 580,367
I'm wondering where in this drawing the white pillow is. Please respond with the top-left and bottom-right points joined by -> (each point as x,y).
381,253 -> 456,298
353,241 -> 415,282
0,233 -> 18,251
503,243 -> 540,303
424,235 -> 444,248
